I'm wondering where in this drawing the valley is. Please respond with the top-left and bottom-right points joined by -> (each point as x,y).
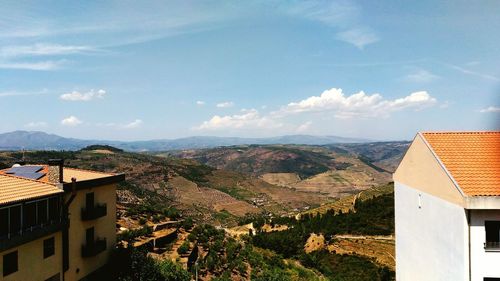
0,140 -> 407,280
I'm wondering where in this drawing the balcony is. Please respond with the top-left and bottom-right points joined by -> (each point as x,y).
81,204 -> 107,221
82,238 -> 106,257
0,220 -> 65,252
484,241 -> 500,251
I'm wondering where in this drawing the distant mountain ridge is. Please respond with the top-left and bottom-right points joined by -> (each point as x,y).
0,130 -> 371,151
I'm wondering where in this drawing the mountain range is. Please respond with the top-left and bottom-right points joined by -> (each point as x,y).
0,130 -> 371,151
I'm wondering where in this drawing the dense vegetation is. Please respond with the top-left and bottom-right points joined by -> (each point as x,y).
249,192 -> 395,280
105,247 -> 191,281
80,144 -> 124,152
300,250 -> 394,281
252,192 -> 394,258
187,225 -> 326,280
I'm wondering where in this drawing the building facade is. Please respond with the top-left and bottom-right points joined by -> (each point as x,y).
394,132 -> 500,281
0,160 -> 124,281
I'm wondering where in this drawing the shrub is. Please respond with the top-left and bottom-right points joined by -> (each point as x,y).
177,241 -> 190,255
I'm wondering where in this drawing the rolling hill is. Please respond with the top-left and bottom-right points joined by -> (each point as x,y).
168,142 -> 408,197
0,130 -> 370,151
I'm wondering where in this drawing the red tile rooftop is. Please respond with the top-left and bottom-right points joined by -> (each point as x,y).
421,131 -> 500,196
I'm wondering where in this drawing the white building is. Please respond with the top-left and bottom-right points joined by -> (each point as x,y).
394,131 -> 500,281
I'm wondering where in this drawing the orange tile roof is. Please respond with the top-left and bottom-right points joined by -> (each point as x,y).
0,174 -> 63,205
421,131 -> 500,196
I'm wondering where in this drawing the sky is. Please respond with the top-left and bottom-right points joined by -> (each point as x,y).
0,0 -> 499,141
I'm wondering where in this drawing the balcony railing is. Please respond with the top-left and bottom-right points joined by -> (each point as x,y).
82,238 -> 107,257
484,241 -> 500,250
81,204 -> 107,221
0,219 -> 65,252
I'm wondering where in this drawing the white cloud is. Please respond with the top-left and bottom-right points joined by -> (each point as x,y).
196,87 -> 438,133
0,43 -> 94,58
285,1 -> 378,49
443,62 -> 500,81
480,106 -> 500,113
405,69 -> 439,83
440,101 -> 451,109
25,121 -> 48,128
277,88 -> 436,119
286,1 -> 359,26
336,27 -> 379,49
123,119 -> 143,129
196,109 -> 281,130
0,60 -> 63,70
0,89 -> 49,98
60,89 -> 106,101
196,101 -> 205,106
61,116 -> 82,126
296,121 -> 312,133
216,101 -> 234,108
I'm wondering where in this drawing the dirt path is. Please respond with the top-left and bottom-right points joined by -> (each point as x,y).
333,234 -> 394,241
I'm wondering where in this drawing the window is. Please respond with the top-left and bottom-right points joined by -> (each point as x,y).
48,197 -> 60,222
485,221 -> 500,249
3,251 -> 18,277
23,202 -> 37,229
0,208 -> 8,237
37,200 -> 48,224
44,237 -> 55,258
9,206 -> 21,235
86,193 -> 94,209
484,278 -> 500,281
86,227 -> 95,245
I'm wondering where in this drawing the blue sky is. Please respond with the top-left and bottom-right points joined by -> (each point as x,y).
0,1 -> 499,141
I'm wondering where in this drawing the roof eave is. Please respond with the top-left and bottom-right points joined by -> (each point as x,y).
464,196 -> 500,210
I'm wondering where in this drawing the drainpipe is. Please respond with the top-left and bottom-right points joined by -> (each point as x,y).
467,209 -> 471,281
62,178 -> 77,281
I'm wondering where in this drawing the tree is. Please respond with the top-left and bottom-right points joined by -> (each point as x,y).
158,260 -> 191,281
177,241 -> 190,255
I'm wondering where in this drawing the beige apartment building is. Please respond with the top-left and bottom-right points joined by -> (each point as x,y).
0,160 -> 124,281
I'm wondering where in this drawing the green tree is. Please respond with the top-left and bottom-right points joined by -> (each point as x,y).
158,260 -> 191,281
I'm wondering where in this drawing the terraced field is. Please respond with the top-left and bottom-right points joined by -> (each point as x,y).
301,183 -> 393,216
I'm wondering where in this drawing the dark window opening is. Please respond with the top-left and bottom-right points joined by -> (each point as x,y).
37,200 -> 48,224
484,278 -> 500,281
86,193 -> 94,209
9,206 -> 21,235
0,209 -> 8,237
86,227 -> 95,245
48,197 -> 60,222
44,237 -> 55,258
485,221 -> 500,249
23,202 -> 37,229
3,251 -> 18,277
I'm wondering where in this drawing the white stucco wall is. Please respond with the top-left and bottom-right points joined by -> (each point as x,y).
395,182 -> 469,281
470,210 -> 500,280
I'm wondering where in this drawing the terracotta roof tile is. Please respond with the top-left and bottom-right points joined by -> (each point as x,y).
0,174 -> 63,205
421,131 -> 500,196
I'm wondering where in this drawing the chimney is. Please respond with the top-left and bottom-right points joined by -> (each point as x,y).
48,159 -> 64,184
